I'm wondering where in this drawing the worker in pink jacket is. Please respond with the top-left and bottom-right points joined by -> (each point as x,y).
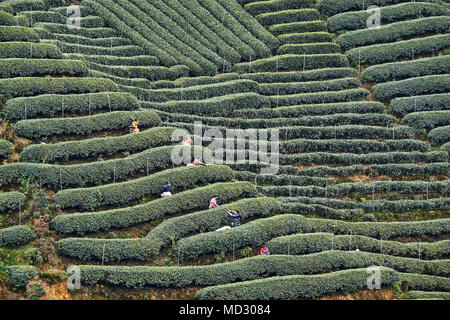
209,195 -> 218,209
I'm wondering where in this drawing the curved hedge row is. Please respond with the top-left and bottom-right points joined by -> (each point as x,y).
0,41 -> 62,59
33,22 -> 117,38
195,267 -> 399,300
0,9 -> 17,25
244,0 -> 315,16
409,291 -> 450,299
280,151 -> 446,166
267,232 -> 450,259
400,273 -> 450,292
54,164 -> 234,211
281,196 -> 450,213
142,92 -> 270,117
337,16 -> 450,51
278,42 -> 340,55
403,111 -> 450,133
372,75 -> 450,102
233,54 -> 349,73
278,32 -> 334,45
281,139 -> 429,154
57,197 -> 279,261
327,2 -> 450,33
21,126 -> 175,164
259,77 -> 360,95
361,55 -> 450,84
0,58 -> 89,79
0,145 -> 201,189
76,252 -> 440,289
269,20 -> 327,36
391,93 -> 450,117
14,110 -> 161,140
240,68 -> 357,83
0,192 -> 26,214
346,34 -> 450,66
0,139 -> 13,159
316,0 -> 444,16
235,101 -> 383,118
269,88 -> 369,106
256,9 -> 319,27
52,181 -> 258,236
46,39 -> 145,57
0,225 -> 36,247
175,215 -> 450,259
64,53 -> 159,67
2,92 -> 139,121
0,77 -> 117,99
234,170 -> 329,187
429,125 -> 450,145
0,25 -> 39,42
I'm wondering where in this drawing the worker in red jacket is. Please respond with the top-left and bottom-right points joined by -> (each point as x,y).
260,246 -> 270,255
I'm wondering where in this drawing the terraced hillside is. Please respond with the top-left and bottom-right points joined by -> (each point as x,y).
0,0 -> 449,301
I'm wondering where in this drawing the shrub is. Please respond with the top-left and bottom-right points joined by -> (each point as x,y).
245,0 -> 316,16
142,92 -> 270,117
361,55 -> 450,84
240,68 -> 357,83
3,92 -> 139,121
337,16 -> 450,51
234,100 -> 383,118
76,251 -> 445,289
175,214 -> 450,259
24,248 -> 43,266
346,34 -> 450,66
278,32 -> 334,45
173,73 -> 240,88
234,170 -> 329,187
26,280 -> 46,300
372,75 -> 450,102
21,127 -> 174,164
268,88 -> 369,106
428,125 -> 450,145
0,77 -> 117,99
259,77 -> 360,95
53,164 -> 234,211
7,265 -> 37,288
267,232 -> 450,259
256,9 -> 319,27
403,111 -> 450,132
278,42 -> 340,55
0,58 -> 89,79
327,2 -> 450,33
89,63 -> 181,82
52,182 -> 258,236
0,145 -> 201,189
316,0 -> 444,16
46,40 -> 145,57
14,110 -> 160,140
0,41 -> 62,59
391,93 -> 450,117
0,26 -> 39,42
0,9 -> 17,25
233,54 -> 349,73
409,291 -> 450,299
400,273 -> 450,292
0,192 -> 26,214
281,139 -> 429,153
58,197 -> 278,261
33,22 -> 116,38
269,20 -> 327,36
64,53 -> 159,67
0,226 -> 36,247
195,267 -> 399,300
215,0 -> 279,51
0,139 -> 13,159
